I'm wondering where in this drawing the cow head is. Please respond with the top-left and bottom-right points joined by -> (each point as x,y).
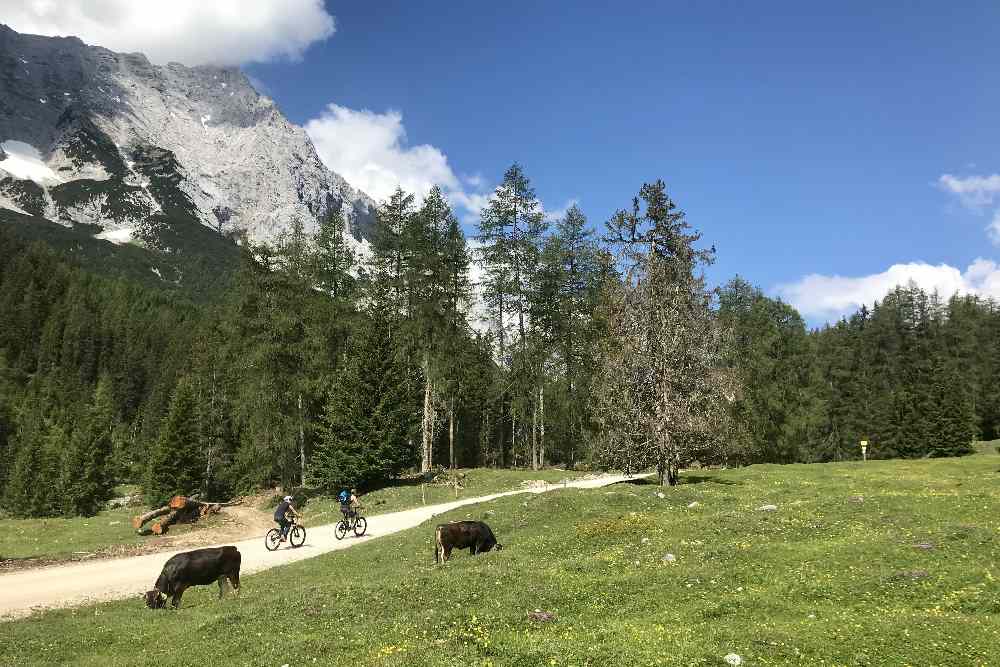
144,589 -> 166,609
494,543 -> 504,552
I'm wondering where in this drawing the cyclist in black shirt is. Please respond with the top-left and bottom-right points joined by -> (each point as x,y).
273,495 -> 299,542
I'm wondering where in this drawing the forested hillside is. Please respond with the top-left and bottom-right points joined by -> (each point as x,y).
1,165 -> 996,518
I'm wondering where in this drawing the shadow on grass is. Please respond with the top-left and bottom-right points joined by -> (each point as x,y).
611,474 -> 740,487
610,478 -> 656,486
679,474 -> 740,486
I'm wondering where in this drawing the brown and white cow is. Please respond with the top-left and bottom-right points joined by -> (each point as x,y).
145,546 -> 241,609
434,521 -> 503,563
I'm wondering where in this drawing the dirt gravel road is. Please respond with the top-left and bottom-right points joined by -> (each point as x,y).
0,474 -> 638,620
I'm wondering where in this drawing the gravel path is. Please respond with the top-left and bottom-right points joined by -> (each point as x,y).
0,474 -> 637,620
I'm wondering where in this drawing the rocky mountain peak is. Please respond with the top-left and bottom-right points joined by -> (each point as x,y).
0,24 -> 376,251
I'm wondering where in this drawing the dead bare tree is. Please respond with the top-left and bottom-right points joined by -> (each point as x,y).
591,181 -> 737,485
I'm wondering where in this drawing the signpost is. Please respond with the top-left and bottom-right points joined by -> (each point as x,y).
860,439 -> 868,462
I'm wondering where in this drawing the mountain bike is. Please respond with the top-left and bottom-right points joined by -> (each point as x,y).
335,507 -> 367,539
265,516 -> 306,551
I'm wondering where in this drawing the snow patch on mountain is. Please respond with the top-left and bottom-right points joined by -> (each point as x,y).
95,227 -> 133,244
0,140 -> 62,185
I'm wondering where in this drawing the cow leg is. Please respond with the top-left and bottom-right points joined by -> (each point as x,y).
230,572 -> 241,596
470,543 -> 477,556
170,585 -> 187,609
218,575 -> 228,599
444,546 -> 452,562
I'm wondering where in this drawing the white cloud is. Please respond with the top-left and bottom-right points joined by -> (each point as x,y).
939,172 -> 1000,246
306,103 -> 506,224
304,103 -> 576,229
542,199 -> 579,224
1,0 -> 335,66
305,104 -> 462,206
775,259 -> 1000,321
462,173 -> 485,188
939,173 -> 1000,209
989,211 -> 1000,246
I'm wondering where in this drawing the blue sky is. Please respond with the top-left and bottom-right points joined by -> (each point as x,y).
254,2 -> 1000,324
6,1 -> 1000,324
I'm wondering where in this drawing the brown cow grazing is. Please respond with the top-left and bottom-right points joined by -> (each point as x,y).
434,521 -> 503,563
145,546 -> 241,609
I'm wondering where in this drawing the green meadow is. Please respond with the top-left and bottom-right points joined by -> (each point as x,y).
3,454 -> 998,666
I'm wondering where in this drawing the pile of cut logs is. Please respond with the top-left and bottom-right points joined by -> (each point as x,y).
132,495 -> 229,536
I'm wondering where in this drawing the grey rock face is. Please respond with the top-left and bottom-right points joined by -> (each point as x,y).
0,24 -> 376,245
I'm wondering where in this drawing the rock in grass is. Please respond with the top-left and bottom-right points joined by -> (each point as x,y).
662,553 -> 677,563
758,504 -> 778,512
913,542 -> 934,550
528,609 -> 556,622
849,495 -> 864,504
724,653 -> 743,665
890,569 -> 930,581
687,501 -> 699,508
656,492 -> 666,499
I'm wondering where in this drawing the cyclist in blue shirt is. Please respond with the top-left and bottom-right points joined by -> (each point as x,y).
339,488 -> 360,520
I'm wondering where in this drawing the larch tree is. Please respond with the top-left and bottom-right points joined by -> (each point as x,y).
592,181 -> 737,485
476,163 -> 547,466
313,205 -> 357,301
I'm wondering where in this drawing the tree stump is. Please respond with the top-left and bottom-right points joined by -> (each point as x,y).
151,510 -> 180,535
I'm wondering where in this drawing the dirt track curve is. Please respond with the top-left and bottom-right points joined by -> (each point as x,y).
0,474 -> 638,620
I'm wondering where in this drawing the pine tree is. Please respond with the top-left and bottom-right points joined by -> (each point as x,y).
927,359 -> 976,457
368,187 -> 416,319
58,376 -> 116,515
311,308 -> 419,490
313,206 -> 357,300
718,278 -> 814,463
3,412 -> 63,518
146,376 -> 204,506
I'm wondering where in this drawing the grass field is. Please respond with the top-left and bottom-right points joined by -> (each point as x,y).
3,454 -> 998,666
0,506 -> 145,563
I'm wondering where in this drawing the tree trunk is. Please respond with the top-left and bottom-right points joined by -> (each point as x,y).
152,510 -> 180,535
430,395 -> 436,467
298,393 -> 306,487
539,384 -> 545,468
204,369 -> 216,495
497,401 -> 505,468
449,399 -> 455,469
132,506 -> 170,530
421,354 -> 433,473
531,397 -> 538,471
511,410 -> 516,468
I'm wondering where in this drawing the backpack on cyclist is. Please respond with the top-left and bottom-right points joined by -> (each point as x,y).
338,489 -> 349,505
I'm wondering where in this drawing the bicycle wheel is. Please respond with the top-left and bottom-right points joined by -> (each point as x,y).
264,528 -> 282,551
335,521 -> 347,540
353,517 -> 367,537
289,525 -> 306,547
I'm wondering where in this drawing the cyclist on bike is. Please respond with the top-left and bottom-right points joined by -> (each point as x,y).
274,495 -> 299,543
339,488 -> 360,521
